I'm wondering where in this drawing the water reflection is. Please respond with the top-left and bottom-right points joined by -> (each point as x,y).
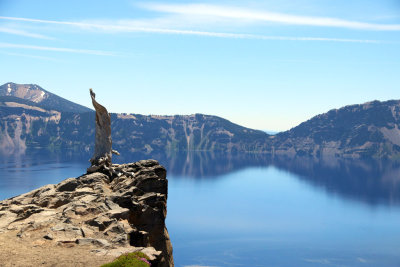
164,152 -> 400,206
271,156 -> 400,206
1,149 -> 400,206
140,151 -> 270,178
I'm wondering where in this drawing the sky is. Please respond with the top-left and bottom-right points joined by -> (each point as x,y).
0,0 -> 399,131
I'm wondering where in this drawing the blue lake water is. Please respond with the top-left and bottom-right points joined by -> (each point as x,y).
1,151 -> 400,266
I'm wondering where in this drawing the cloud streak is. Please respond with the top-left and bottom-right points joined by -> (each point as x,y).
0,16 -> 384,44
0,42 -> 116,56
0,51 -> 60,61
0,27 -> 53,39
143,3 -> 400,31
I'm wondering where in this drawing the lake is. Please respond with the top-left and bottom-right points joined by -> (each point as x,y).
1,150 -> 400,267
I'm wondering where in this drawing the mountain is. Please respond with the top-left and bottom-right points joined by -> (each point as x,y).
0,83 -> 269,153
1,82 -> 400,159
111,113 -> 268,153
272,100 -> 400,158
0,82 -> 92,113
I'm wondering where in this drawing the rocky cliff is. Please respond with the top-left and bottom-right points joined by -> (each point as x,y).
272,100 -> 400,158
0,159 -> 174,267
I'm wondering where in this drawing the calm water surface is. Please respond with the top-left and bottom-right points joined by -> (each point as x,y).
1,151 -> 400,267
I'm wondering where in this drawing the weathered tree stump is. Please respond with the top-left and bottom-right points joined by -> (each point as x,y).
89,88 -> 112,165
87,89 -> 128,177
86,89 -> 116,173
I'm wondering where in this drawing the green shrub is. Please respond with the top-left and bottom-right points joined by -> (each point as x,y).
101,252 -> 151,267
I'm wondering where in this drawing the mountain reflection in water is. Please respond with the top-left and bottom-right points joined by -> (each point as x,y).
1,149 -> 400,207
129,151 -> 400,207
272,156 -> 400,206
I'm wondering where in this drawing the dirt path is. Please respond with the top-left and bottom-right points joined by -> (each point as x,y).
0,231 -> 116,267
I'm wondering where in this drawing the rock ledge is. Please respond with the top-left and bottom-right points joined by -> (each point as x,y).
0,159 -> 173,267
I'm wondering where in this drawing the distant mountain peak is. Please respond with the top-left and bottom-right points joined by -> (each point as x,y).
2,83 -> 48,103
0,82 -> 92,113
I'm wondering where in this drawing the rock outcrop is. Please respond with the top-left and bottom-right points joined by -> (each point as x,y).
0,159 -> 174,267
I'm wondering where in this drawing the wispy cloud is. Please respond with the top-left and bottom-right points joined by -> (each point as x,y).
0,51 -> 60,61
0,42 -> 116,56
0,16 -> 384,44
0,27 -> 53,39
142,3 -> 400,31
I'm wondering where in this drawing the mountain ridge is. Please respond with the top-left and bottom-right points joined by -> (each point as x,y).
0,83 -> 268,154
1,82 -> 399,159
273,99 -> 400,158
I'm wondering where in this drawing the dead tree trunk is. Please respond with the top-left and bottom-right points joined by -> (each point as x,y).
87,89 -> 124,176
88,88 -> 112,168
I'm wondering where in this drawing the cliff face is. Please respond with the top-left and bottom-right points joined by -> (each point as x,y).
111,113 -> 268,153
272,100 -> 400,158
0,159 -> 173,267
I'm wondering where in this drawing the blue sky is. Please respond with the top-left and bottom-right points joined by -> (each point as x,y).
0,0 -> 399,131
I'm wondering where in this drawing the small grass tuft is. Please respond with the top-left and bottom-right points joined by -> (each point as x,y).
101,251 -> 151,267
